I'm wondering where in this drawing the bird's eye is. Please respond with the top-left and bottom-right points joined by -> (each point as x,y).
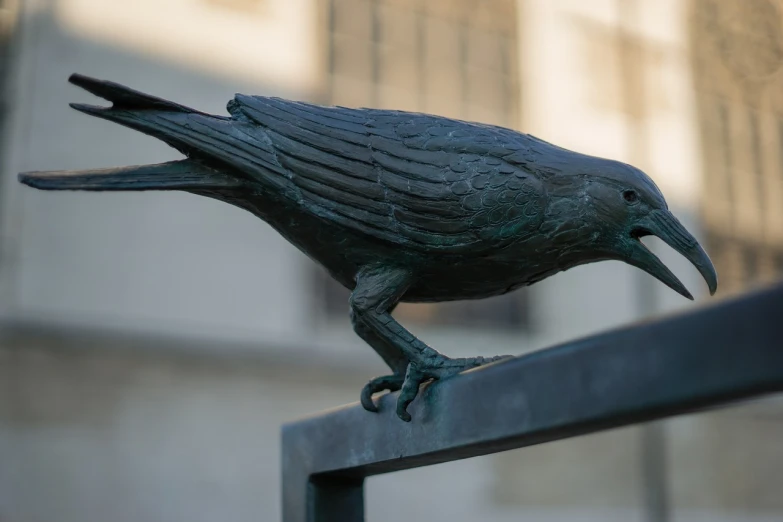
623,190 -> 639,204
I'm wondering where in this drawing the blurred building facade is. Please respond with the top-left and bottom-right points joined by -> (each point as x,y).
690,0 -> 783,296
0,1 -> 780,522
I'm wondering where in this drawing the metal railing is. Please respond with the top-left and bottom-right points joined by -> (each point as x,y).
281,282 -> 783,522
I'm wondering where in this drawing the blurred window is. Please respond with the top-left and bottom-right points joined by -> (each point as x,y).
326,0 -> 519,127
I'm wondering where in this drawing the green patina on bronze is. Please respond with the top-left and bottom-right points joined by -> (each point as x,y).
19,74 -> 718,421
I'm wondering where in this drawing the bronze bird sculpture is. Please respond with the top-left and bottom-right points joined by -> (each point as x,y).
19,74 -> 718,421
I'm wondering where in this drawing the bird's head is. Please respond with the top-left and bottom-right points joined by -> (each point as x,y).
576,161 -> 717,300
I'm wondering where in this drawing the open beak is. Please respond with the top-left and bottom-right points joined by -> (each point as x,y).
625,210 -> 718,300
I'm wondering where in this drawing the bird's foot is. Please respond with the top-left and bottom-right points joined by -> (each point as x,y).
361,353 -> 513,421
360,374 -> 405,413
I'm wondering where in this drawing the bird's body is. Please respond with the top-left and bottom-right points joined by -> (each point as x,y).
20,75 -> 718,421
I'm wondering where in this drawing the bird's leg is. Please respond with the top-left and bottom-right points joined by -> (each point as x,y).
350,306 -> 407,412
351,265 -> 511,421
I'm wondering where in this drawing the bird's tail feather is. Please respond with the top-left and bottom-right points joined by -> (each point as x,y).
66,73 -> 217,158
63,74 -> 278,182
18,160 -> 244,192
68,73 -> 198,114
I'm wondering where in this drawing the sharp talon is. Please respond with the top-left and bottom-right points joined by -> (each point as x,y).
360,374 -> 404,413
360,383 -> 379,413
396,364 -> 424,422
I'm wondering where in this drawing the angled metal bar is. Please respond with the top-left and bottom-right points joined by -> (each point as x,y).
282,283 -> 783,522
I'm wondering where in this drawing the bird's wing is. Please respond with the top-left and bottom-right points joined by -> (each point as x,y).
229,96 -> 547,254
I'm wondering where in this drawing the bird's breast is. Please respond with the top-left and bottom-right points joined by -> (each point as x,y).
402,249 -> 562,302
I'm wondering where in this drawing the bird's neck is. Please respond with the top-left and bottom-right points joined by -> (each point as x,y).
540,184 -> 607,268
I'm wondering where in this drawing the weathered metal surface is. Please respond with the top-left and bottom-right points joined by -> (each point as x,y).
282,283 -> 783,522
18,74 -> 717,421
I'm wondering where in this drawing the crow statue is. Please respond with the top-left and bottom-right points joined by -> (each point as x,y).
19,74 -> 718,421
